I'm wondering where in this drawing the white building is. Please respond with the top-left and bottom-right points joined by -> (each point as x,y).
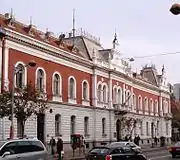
0,13 -> 172,151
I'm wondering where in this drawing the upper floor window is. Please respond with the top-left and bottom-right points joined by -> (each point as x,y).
164,100 -> 168,113
97,84 -> 102,102
15,64 -> 25,88
102,85 -> 107,102
155,100 -> 158,113
150,99 -> 153,113
132,94 -> 136,107
113,88 -> 117,103
69,77 -> 76,99
37,69 -> 45,91
138,96 -> 142,111
53,73 -> 60,95
70,115 -> 76,135
84,116 -> 89,136
55,114 -> 61,136
82,81 -> 89,100
117,89 -> 122,104
144,98 -> 148,112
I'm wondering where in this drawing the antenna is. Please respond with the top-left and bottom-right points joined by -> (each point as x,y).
30,16 -> 32,25
10,8 -> 13,19
72,8 -> 75,38
113,29 -> 118,49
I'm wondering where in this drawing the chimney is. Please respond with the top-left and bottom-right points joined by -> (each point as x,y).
4,13 -> 10,19
69,32 -> 72,38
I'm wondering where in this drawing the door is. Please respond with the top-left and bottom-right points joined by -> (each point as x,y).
116,119 -> 121,141
37,114 -> 45,144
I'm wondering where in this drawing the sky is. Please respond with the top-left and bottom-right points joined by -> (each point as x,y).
0,0 -> 180,84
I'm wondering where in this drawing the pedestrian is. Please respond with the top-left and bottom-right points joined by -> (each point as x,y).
136,135 -> 141,146
50,136 -> 56,156
57,137 -> 63,160
154,137 -> 157,146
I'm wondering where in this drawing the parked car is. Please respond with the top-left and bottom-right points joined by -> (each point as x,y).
168,141 -> 180,158
109,141 -> 142,152
85,146 -> 149,160
0,138 -> 48,160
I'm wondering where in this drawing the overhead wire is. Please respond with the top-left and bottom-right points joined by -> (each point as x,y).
123,51 -> 180,60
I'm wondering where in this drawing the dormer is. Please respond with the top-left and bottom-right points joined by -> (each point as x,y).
56,34 -> 65,47
25,24 -> 36,36
44,31 -> 52,42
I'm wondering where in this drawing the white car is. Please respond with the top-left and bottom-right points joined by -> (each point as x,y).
109,141 -> 142,152
0,138 -> 48,160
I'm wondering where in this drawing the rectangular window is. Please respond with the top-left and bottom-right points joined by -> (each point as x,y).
166,123 -> 168,135
146,122 -> 149,136
84,117 -> 89,136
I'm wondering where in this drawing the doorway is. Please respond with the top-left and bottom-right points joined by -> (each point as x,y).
37,114 -> 45,143
151,122 -> 154,138
116,119 -> 121,141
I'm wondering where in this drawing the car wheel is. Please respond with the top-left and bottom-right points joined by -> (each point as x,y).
172,154 -> 176,158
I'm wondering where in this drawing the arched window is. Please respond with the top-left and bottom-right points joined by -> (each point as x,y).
84,117 -> 89,136
132,94 -> 136,108
144,98 -> 148,112
113,88 -> 117,103
53,74 -> 60,95
55,114 -> 61,136
102,118 -> 106,135
37,69 -> 45,91
15,64 -> 25,88
138,96 -> 142,111
126,91 -> 130,106
150,99 -> 153,113
97,84 -> 102,102
102,85 -> 106,102
69,78 -> 75,99
155,100 -> 158,113
82,81 -> 88,100
70,115 -> 76,135
117,89 -> 121,104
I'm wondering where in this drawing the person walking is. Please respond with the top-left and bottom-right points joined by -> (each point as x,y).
50,136 -> 56,156
57,137 -> 63,160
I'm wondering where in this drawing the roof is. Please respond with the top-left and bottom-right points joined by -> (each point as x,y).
0,13 -> 83,58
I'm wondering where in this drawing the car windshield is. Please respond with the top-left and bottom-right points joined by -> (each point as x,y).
90,148 -> 109,154
110,142 -> 126,147
174,142 -> 180,146
0,141 -> 5,148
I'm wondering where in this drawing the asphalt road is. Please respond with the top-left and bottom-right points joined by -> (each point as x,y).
143,148 -> 175,160
48,148 -> 176,160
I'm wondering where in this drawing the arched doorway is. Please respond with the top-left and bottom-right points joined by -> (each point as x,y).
116,119 -> 121,141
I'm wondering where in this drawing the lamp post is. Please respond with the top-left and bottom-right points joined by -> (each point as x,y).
10,60 -> 36,139
170,3 -> 180,15
0,27 -> 6,93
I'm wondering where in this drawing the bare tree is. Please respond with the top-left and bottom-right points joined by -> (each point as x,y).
0,83 -> 48,137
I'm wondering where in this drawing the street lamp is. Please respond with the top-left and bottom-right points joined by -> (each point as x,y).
10,60 -> 36,139
0,27 -> 6,92
170,3 -> 180,15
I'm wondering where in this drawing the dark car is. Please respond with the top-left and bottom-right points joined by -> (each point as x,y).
86,146 -> 149,160
168,141 -> 180,158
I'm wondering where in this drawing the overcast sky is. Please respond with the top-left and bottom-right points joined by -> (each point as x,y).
1,0 -> 180,84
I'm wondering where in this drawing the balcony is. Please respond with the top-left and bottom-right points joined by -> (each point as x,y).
163,113 -> 173,120
113,104 -> 129,115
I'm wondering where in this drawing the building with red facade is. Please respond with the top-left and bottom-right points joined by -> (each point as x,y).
0,13 -> 172,150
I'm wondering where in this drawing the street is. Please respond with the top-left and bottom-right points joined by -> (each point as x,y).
144,149 -> 174,160
47,148 -> 176,160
